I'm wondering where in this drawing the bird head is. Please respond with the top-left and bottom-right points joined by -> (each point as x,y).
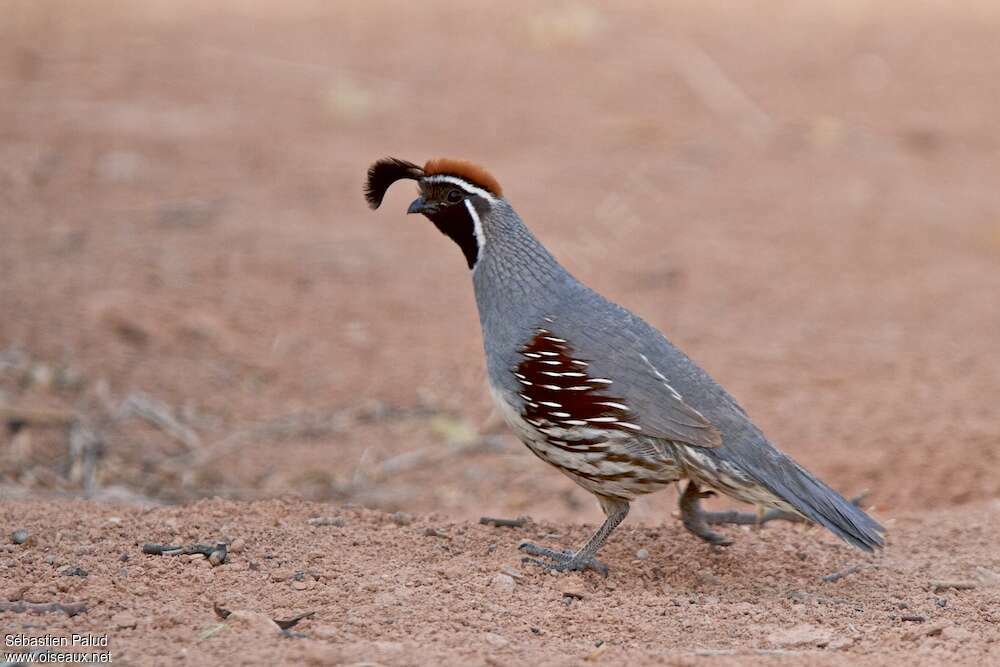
365,157 -> 504,269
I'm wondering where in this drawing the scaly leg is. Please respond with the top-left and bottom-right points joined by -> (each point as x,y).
681,481 -> 871,539
519,497 -> 629,576
702,505 -> 802,527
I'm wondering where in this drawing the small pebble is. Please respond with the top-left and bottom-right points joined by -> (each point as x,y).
636,548 -> 649,560
561,584 -> 585,600
229,537 -> 245,554
424,527 -> 449,539
491,573 -> 516,595
390,512 -> 413,526
11,529 -> 29,545
4,584 -> 29,601
306,517 -> 346,527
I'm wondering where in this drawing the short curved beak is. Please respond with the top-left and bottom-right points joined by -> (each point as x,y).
407,197 -> 428,215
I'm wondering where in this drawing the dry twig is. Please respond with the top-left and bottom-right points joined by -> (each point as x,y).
143,542 -> 227,566
120,393 -> 201,449
480,516 -> 528,528
68,422 -> 103,496
274,611 -> 316,630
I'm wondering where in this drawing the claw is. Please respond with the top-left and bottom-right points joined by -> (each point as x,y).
693,528 -> 734,547
518,542 -> 609,576
679,481 -> 735,547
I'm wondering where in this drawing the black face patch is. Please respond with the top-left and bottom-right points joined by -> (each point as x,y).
426,200 -> 479,269
416,181 -> 483,269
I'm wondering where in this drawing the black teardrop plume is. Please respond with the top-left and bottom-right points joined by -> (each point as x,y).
364,157 -> 424,209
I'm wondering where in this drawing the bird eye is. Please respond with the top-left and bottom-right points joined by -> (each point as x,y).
446,189 -> 463,203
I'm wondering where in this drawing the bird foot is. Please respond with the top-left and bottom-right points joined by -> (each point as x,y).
699,491 -> 871,528
518,542 -> 609,576
703,508 -> 795,526
679,482 -> 735,547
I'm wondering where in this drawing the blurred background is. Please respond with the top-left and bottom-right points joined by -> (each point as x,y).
2,1 -> 998,528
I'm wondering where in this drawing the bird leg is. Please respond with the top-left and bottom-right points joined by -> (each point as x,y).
701,505 -> 804,527
679,480 -> 735,546
682,482 -> 871,534
519,498 -> 629,576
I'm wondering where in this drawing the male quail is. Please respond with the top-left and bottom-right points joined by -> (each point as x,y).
365,157 -> 884,574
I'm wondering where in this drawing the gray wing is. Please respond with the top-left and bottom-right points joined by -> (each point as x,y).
534,316 -> 722,450
574,334 -> 722,448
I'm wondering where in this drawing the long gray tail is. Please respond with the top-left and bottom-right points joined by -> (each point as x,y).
742,450 -> 885,552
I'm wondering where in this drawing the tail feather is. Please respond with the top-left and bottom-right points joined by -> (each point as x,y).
680,442 -> 885,551
749,453 -> 885,552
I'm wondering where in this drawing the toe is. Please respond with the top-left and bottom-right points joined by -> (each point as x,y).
519,542 -> 557,558
521,556 -> 552,570
567,556 -> 609,576
704,531 -> 734,547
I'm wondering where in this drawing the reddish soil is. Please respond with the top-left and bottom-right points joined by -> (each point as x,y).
2,1 -> 999,664
2,498 -> 999,665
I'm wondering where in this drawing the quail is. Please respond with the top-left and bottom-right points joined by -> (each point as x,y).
365,157 -> 884,574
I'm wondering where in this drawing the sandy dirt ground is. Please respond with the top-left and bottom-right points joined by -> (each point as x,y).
1,1 -> 999,664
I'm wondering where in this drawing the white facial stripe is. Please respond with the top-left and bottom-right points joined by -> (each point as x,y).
463,198 -> 486,270
423,175 -> 496,202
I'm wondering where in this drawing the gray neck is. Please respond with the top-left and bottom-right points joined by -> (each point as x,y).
471,200 -> 577,382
